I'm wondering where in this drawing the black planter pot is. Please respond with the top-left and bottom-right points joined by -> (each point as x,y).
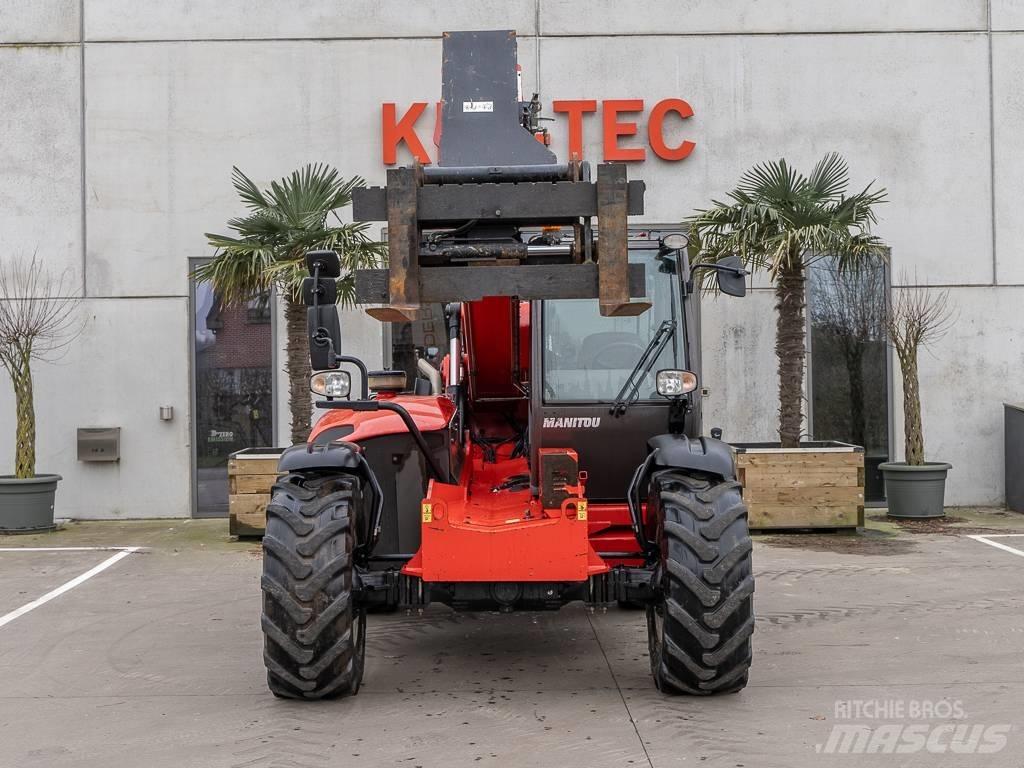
0,474 -> 62,533
879,462 -> 951,519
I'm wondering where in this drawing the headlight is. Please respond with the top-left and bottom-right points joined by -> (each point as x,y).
310,371 -> 351,398
656,369 -> 698,397
660,233 -> 688,251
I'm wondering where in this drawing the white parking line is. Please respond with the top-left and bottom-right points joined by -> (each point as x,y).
967,534 -> 1024,559
0,546 -> 138,552
0,546 -> 142,629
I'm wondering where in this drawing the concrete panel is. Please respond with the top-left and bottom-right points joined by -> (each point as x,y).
0,298 -> 190,518
0,45 -> 82,288
700,289 -> 779,442
84,0 -> 536,41
993,33 -> 1024,284
0,0 -> 79,43
992,0 -> 1024,31
541,0 -> 986,35
540,33 -> 992,286
895,286 -> 1024,506
85,37 -> 537,297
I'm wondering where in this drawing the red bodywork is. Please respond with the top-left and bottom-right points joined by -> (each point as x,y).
308,296 -> 644,583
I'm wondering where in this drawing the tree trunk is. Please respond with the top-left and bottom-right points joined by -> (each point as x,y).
899,346 -> 924,465
284,297 -> 313,445
12,349 -> 36,479
775,261 -> 806,449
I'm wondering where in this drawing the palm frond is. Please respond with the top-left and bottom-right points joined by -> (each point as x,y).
231,167 -> 270,211
806,152 -> 849,200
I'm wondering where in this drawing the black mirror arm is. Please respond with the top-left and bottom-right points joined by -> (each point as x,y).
335,355 -> 369,400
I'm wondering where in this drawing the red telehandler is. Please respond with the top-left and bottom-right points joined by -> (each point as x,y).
261,29 -> 753,699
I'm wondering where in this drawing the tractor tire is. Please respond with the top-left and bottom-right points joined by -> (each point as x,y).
261,472 -> 366,700
646,470 -> 754,695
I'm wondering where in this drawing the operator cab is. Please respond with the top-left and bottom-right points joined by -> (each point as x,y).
532,228 -> 703,501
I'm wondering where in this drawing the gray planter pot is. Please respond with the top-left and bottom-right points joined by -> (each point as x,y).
879,462 -> 951,519
0,474 -> 62,533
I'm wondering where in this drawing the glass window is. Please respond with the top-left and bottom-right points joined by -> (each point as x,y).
808,256 -> 890,502
542,249 -> 683,402
385,303 -> 447,387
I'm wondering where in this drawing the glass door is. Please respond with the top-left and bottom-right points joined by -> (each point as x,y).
190,260 -> 276,517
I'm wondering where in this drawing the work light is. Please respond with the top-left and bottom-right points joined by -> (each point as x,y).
309,371 -> 351,398
656,369 -> 698,397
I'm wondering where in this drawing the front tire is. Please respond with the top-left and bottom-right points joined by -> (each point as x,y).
261,472 -> 366,699
647,471 -> 754,695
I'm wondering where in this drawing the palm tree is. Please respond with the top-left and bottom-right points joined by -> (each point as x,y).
688,153 -> 887,448
195,163 -> 385,444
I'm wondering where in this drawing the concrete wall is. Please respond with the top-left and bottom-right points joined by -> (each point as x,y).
1,1 -> 1020,514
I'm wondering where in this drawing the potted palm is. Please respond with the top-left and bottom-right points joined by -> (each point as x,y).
0,255 -> 81,532
880,282 -> 955,518
194,164 -> 384,535
688,154 -> 888,529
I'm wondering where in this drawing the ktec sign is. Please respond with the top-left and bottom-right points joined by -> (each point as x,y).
381,98 -> 695,165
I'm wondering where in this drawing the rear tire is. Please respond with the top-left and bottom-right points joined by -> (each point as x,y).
261,472 -> 366,699
647,471 -> 754,695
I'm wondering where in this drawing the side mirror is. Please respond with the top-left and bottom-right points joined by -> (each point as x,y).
305,250 -> 341,278
308,305 -> 341,371
716,255 -> 747,298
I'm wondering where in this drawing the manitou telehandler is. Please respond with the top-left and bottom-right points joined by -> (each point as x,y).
261,29 -> 753,700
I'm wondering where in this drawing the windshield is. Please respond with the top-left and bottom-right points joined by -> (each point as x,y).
542,249 -> 684,403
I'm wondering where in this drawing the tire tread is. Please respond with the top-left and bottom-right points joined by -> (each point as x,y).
261,473 -> 364,700
649,471 -> 754,696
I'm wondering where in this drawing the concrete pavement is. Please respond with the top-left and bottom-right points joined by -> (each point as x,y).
1,512 -> 1022,767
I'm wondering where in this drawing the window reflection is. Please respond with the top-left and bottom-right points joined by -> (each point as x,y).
808,257 -> 890,502
193,279 -> 275,517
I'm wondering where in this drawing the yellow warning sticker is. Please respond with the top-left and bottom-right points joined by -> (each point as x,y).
577,500 -> 588,520
421,502 -> 433,523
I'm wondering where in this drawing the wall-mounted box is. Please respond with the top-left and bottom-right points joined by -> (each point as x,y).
77,428 -> 121,462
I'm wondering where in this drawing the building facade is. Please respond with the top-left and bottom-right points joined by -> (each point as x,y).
1,1 -> 1022,517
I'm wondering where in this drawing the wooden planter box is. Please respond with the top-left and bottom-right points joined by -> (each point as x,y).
228,447 -> 285,537
734,442 -> 865,531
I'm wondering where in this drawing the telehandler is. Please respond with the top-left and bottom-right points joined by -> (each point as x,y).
261,29 -> 753,699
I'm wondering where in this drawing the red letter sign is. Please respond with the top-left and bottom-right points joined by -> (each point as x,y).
602,99 -> 646,162
552,99 -> 598,161
648,98 -> 695,161
382,102 -> 431,165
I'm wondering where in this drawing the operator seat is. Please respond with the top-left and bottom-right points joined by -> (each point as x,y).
578,331 -> 646,370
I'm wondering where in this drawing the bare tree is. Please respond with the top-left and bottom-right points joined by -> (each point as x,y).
885,277 -> 956,466
0,254 -> 82,478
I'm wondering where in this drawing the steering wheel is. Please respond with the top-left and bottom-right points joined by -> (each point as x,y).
588,341 -> 647,370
